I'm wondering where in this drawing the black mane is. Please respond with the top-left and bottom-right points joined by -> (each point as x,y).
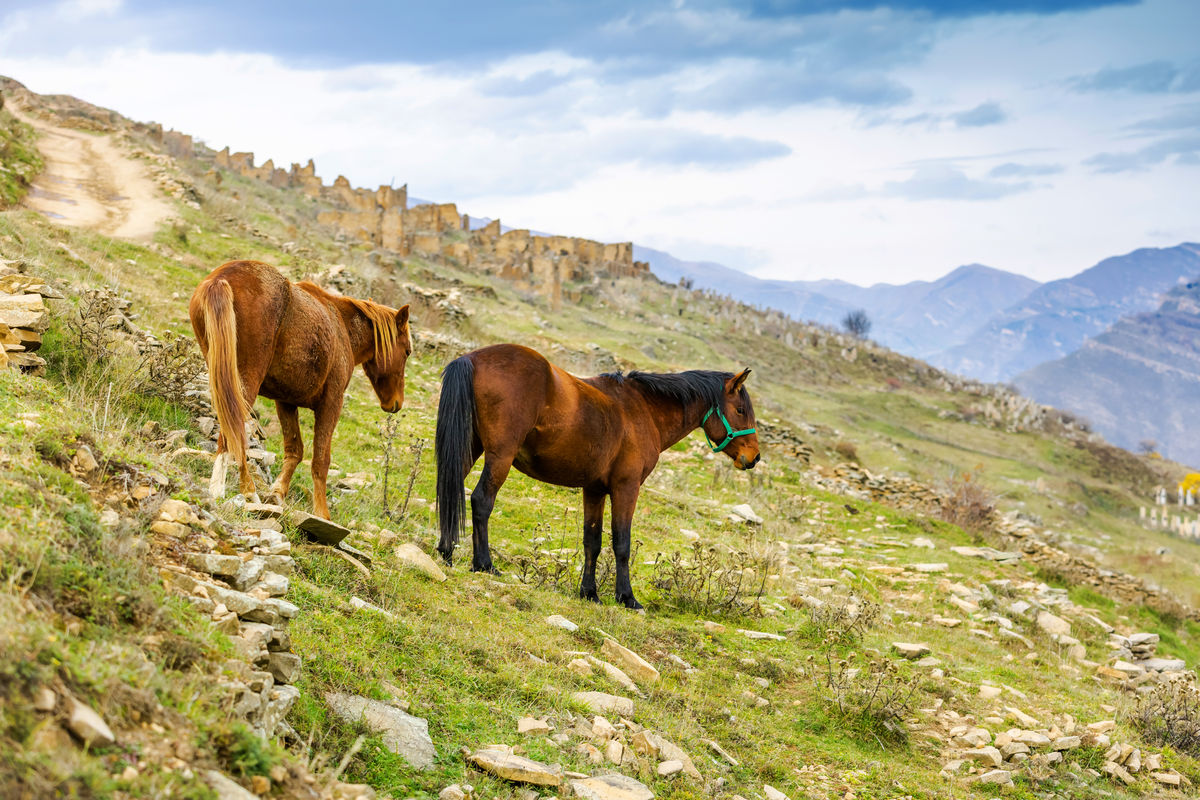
601,369 -> 744,411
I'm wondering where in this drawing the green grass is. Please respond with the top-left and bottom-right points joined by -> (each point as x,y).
1,116 -> 1198,799
0,109 -> 42,207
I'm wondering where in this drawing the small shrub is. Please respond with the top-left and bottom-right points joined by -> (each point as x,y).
135,330 -> 206,407
842,309 -> 871,339
511,520 -> 637,601
938,469 -> 996,531
1127,675 -> 1200,756
650,542 -> 772,617
791,594 -> 881,646
808,650 -> 919,745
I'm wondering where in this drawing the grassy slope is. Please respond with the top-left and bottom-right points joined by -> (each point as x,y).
1,117 -> 1199,799
0,109 -> 43,207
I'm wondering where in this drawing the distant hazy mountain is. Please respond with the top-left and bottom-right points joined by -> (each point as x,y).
1015,280 -> 1200,468
931,243 -> 1200,382
634,246 -> 1039,358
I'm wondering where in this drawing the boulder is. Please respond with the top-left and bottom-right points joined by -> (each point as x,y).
325,692 -> 436,769
1036,611 -> 1070,637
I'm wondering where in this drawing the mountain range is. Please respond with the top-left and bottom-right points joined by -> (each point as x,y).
637,243 -> 1200,384
1015,280 -> 1200,467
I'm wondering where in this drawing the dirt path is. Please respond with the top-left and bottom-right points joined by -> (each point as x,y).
15,110 -> 173,240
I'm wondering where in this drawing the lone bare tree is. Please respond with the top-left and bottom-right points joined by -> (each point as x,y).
842,309 -> 871,339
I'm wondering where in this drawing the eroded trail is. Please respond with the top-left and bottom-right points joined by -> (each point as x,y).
16,111 -> 172,240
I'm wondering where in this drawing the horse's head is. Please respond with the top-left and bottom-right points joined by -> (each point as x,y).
702,368 -> 760,470
362,304 -> 412,413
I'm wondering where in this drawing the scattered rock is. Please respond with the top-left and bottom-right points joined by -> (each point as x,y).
763,785 -> 791,800
66,696 -> 115,747
569,773 -> 654,800
728,504 -> 762,524
892,642 -> 931,659
601,639 -> 659,685
573,692 -> 634,718
288,509 -> 351,545
546,614 -> 579,632
1036,611 -> 1070,637
394,543 -> 448,582
518,717 -> 551,736
657,760 -> 683,777
325,692 -> 436,769
205,770 -> 258,800
467,749 -> 562,787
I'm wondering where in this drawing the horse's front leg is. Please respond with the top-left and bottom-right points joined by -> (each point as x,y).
310,394 -> 344,520
610,479 -> 643,610
579,487 -> 606,602
470,453 -> 512,573
266,401 -> 303,503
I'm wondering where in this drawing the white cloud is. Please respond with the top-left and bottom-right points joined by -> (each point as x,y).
0,0 -> 1197,287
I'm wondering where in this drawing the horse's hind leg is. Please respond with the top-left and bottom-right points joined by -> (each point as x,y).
210,432 -> 230,501
579,487 -> 606,602
266,401 -> 302,503
310,393 -> 345,520
470,452 -> 513,573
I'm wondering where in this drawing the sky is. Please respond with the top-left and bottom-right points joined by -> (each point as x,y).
0,0 -> 1197,285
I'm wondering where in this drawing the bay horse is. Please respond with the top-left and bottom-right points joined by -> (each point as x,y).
189,260 -> 411,519
435,343 -> 760,609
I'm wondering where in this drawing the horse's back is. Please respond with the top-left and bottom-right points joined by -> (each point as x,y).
466,343 -> 623,484
190,261 -> 290,345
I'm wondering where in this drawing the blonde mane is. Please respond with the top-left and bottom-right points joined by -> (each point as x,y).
348,297 -> 401,365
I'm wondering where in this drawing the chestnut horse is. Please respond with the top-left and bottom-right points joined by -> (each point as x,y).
189,260 -> 411,519
435,343 -> 760,609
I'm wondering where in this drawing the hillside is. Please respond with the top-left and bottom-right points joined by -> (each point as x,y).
1016,281 -> 1200,467
635,246 -> 1040,359
4,77 -> 1200,800
932,244 -> 1200,382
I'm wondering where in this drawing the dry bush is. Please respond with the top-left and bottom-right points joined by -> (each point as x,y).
833,440 -> 858,462
511,522 -> 638,600
808,650 -> 919,744
135,331 -> 206,407
650,542 -> 772,617
1127,676 -> 1200,756
938,469 -> 996,531
791,593 -> 881,646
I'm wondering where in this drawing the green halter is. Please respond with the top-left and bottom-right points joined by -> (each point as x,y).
702,405 -> 756,453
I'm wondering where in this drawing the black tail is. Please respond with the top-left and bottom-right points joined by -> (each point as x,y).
435,356 -> 476,564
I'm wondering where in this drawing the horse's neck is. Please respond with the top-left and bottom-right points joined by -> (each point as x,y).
331,298 -> 376,364
642,392 -> 708,453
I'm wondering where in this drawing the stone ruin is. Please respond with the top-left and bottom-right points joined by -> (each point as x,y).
203,145 -> 649,306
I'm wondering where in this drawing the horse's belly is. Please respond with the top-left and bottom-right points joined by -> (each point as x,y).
512,449 -> 594,488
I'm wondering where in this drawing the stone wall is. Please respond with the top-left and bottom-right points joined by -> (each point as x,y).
204,144 -> 648,302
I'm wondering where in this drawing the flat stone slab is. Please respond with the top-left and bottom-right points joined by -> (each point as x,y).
288,510 -> 351,545
466,749 -> 562,786
569,773 -> 654,800
325,692 -> 435,769
601,639 -> 659,685
892,642 -> 931,659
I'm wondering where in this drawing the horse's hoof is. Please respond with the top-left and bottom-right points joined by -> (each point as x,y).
618,596 -> 644,611
579,588 -> 600,603
471,563 -> 500,575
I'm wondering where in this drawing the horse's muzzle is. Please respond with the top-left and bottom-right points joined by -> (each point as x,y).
383,401 -> 401,413
737,453 -> 761,470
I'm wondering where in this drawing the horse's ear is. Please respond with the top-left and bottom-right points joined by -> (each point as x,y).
396,304 -> 410,327
728,368 -> 751,394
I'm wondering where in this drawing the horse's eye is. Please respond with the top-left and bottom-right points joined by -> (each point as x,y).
737,407 -> 745,416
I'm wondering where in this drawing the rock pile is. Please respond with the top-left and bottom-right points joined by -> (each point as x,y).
157,499 -> 302,739
809,463 -> 941,510
1100,632 -> 1188,683
0,265 -> 61,374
